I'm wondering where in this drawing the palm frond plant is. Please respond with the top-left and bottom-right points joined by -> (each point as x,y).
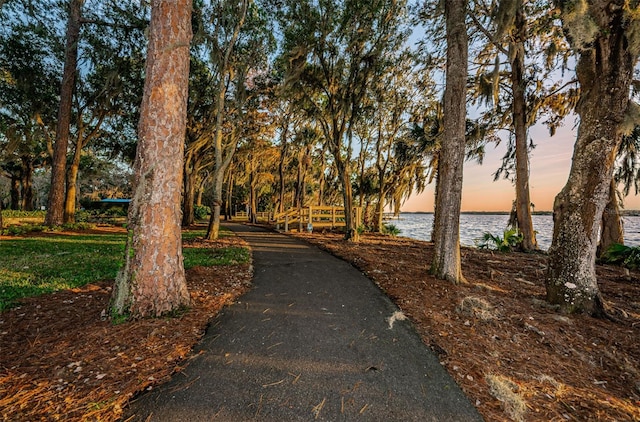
476,228 -> 523,252
599,243 -> 640,269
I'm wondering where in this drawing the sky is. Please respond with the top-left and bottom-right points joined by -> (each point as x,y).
401,117 -> 640,212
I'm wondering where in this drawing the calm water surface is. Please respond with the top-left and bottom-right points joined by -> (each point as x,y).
388,213 -> 640,251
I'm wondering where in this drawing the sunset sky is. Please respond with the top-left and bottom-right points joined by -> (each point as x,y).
401,117 -> 640,212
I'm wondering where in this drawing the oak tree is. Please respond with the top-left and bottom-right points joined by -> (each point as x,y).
546,0 -> 640,315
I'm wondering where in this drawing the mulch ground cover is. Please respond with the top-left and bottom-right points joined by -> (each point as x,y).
291,231 -> 640,422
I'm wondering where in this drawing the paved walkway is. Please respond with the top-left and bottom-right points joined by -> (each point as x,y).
124,223 -> 483,421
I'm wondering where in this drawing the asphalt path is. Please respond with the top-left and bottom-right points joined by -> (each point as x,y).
124,223 -> 483,421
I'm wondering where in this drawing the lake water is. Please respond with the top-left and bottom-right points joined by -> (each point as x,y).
387,213 -> 640,250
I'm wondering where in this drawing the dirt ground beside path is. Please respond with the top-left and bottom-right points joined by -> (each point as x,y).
1,226 -> 639,421
0,229 -> 252,421
291,231 -> 640,422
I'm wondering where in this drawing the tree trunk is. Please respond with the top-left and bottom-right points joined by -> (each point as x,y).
224,168 -> 233,220
546,2 -> 637,315
45,0 -> 83,227
374,187 -> 386,234
278,127 -> 288,214
206,79 -> 229,240
182,154 -> 202,227
20,158 -> 34,211
205,0 -> 247,240
182,165 -> 196,227
196,182 -> 204,207
10,174 -> 20,210
430,0 -> 467,283
64,139 -> 83,223
336,155 -> 358,241
206,169 -> 224,240
511,1 -> 537,251
249,158 -> 258,224
598,178 -> 624,256
294,151 -> 304,208
317,147 -> 327,206
112,0 -> 192,318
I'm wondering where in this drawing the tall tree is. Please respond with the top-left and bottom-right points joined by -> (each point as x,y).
359,50 -> 430,232
280,0 -> 409,240
504,0 -> 537,251
205,0 -> 248,239
0,23 -> 59,212
598,126 -> 640,254
202,0 -> 273,239
430,0 -> 468,283
45,0 -> 84,226
469,0 -> 575,251
546,0 -> 640,315
112,0 -> 192,318
62,1 -> 148,222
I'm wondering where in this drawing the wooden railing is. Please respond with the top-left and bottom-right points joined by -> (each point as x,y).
233,211 -> 271,221
272,206 -> 362,232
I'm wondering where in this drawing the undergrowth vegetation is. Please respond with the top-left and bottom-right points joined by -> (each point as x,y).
599,243 -> 640,269
382,223 -> 401,236
475,228 -> 523,252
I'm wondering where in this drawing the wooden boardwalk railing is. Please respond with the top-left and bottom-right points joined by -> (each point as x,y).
234,211 -> 271,221
272,206 -> 362,232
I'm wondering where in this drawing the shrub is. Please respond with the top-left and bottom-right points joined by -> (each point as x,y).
599,243 -> 640,269
104,206 -> 128,217
476,228 -> 523,252
74,210 -> 92,223
61,222 -> 95,231
1,210 -> 46,219
194,205 -> 211,220
382,223 -> 401,236
2,224 -> 46,236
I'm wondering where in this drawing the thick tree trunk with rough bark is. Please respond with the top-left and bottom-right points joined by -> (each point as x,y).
45,0 -> 83,227
598,179 -> 624,256
430,0 -> 467,283
547,0 -> 637,315
511,2 -> 537,251
112,0 -> 192,318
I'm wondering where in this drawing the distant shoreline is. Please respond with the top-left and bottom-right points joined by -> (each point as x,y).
398,210 -> 640,216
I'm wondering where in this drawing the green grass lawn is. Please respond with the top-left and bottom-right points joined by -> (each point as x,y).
0,228 -> 248,311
